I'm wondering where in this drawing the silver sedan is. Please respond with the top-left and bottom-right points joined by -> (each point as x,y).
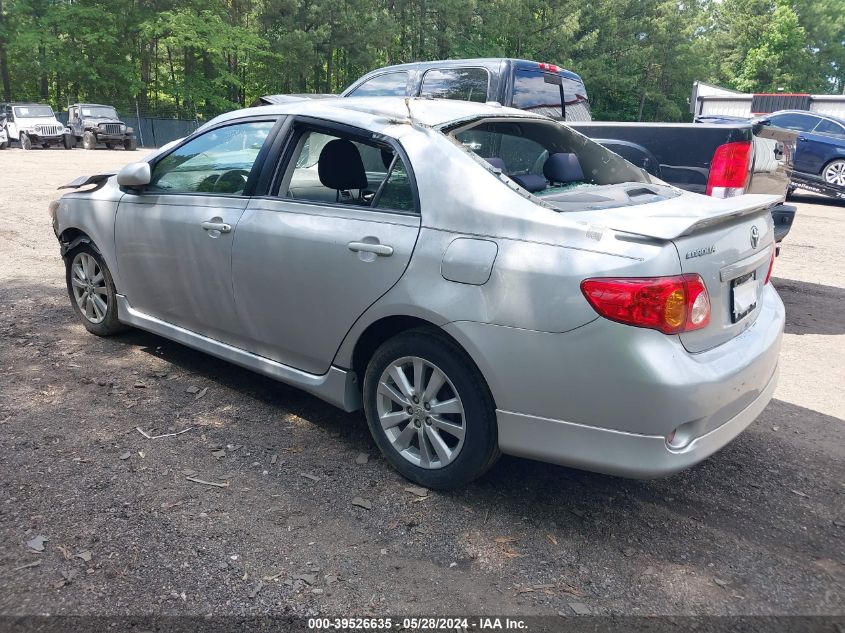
51,98 -> 784,489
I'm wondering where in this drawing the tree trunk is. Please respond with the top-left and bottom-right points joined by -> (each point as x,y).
0,0 -> 11,101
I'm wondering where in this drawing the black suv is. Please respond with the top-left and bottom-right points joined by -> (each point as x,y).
67,103 -> 137,150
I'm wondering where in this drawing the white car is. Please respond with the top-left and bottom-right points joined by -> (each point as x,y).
2,102 -> 73,150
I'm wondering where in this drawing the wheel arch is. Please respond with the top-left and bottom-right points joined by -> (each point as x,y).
59,228 -> 99,258
348,314 -> 498,409
821,155 -> 845,174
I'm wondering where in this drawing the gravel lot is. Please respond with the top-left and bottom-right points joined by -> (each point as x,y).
0,148 -> 843,619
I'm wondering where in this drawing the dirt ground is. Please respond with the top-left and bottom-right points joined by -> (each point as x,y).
0,147 -> 843,619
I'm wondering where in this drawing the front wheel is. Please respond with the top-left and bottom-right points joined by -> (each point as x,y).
20,134 -> 32,150
822,159 -> 845,187
82,131 -> 96,150
62,134 -> 75,149
65,245 -> 127,336
363,329 -> 499,489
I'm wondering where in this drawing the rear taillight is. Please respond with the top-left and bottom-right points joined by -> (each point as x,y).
580,274 -> 711,335
706,141 -> 752,198
764,247 -> 775,284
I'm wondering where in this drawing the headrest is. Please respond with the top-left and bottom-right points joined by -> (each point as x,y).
381,149 -> 395,170
484,157 -> 507,172
543,152 -> 584,184
510,174 -> 547,193
318,139 -> 368,191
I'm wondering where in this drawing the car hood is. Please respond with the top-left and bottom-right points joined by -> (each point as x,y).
86,117 -> 124,125
16,117 -> 65,128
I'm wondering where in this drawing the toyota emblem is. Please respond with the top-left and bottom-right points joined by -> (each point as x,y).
750,225 -> 759,249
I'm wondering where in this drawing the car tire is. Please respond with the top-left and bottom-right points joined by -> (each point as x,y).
363,328 -> 500,489
822,159 -> 845,187
0,140 -> 6,150
20,133 -> 32,150
82,131 -> 96,150
65,244 -> 128,336
105,142 -> 114,150
62,134 -> 75,150
124,138 -> 137,151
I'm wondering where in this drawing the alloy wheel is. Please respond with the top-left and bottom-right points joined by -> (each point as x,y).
70,252 -> 108,324
823,160 -> 845,187
376,356 -> 466,469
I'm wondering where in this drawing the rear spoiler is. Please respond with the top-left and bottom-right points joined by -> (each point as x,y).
593,193 -> 782,240
58,172 -> 116,190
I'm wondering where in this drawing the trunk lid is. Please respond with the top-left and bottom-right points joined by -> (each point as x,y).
583,191 -> 779,352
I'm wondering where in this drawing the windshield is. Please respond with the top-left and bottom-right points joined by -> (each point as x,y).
511,69 -> 591,122
13,105 -> 54,118
81,106 -> 118,119
449,118 -> 677,211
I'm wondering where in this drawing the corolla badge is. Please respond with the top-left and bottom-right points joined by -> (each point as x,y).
750,225 -> 760,249
685,245 -> 716,259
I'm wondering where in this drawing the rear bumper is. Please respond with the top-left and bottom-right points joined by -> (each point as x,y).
771,204 -> 796,243
496,363 -> 778,478
445,283 -> 784,478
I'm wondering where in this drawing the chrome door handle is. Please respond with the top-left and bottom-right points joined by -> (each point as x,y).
201,221 -> 232,233
348,241 -> 394,256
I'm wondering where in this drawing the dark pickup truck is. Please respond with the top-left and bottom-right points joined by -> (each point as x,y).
568,121 -> 798,242
323,58 -> 798,242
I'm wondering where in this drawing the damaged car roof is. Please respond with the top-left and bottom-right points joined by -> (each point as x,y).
201,97 -> 545,136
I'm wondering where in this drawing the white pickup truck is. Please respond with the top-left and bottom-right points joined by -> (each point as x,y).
1,102 -> 73,150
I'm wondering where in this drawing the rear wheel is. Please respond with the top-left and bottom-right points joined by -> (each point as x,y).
822,159 -> 845,187
65,245 -> 127,336
124,138 -> 137,151
20,134 -> 32,150
363,329 -> 499,489
82,131 -> 96,150
62,134 -> 75,149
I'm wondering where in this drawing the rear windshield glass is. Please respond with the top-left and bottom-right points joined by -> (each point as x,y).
448,118 -> 676,211
420,68 -> 490,103
511,69 -> 591,122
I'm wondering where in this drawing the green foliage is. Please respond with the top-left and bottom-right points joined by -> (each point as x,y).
0,0 -> 842,121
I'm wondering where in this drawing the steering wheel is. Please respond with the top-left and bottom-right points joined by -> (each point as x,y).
212,169 -> 250,194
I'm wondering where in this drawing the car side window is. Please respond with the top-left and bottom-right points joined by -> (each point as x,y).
420,67 -> 490,103
149,121 -> 275,195
769,113 -> 818,133
815,119 -> 845,137
348,72 -> 409,97
281,128 -> 415,213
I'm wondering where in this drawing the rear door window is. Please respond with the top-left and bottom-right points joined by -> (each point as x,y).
348,72 -> 409,97
511,68 -> 591,121
814,118 -> 845,137
281,127 -> 416,213
419,68 -> 490,103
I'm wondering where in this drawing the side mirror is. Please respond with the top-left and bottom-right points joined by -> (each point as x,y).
117,162 -> 151,187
